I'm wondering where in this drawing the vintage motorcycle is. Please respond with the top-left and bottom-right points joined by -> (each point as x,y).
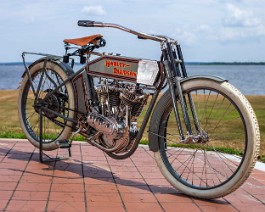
18,20 -> 260,199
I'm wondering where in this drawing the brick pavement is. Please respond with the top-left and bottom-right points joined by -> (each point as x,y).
0,139 -> 265,212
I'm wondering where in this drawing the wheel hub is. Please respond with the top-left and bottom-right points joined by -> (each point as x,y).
33,91 -> 62,119
182,133 -> 209,144
43,94 -> 61,119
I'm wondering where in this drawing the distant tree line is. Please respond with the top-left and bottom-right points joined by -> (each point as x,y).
186,62 -> 265,65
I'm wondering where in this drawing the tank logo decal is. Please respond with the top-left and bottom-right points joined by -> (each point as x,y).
105,60 -> 137,78
105,60 -> 130,68
113,68 -> 137,78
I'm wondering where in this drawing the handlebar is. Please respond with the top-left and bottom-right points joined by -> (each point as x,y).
78,20 -> 168,43
78,20 -> 104,27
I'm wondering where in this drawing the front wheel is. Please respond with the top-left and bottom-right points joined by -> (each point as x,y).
149,79 -> 260,199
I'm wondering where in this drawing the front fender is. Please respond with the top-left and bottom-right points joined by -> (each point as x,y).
148,75 -> 227,152
180,75 -> 227,84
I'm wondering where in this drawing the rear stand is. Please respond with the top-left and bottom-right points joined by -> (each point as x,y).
39,108 -> 72,163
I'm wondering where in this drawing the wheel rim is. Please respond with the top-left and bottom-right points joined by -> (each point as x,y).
159,87 -> 247,190
21,68 -> 71,144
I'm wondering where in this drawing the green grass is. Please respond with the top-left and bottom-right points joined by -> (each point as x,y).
169,143 -> 243,155
0,130 -> 26,139
139,139 -> 243,157
1,90 -> 265,163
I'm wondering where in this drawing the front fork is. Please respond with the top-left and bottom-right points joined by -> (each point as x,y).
162,42 -> 200,142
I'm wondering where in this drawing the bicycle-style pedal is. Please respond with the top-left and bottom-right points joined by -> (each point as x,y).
56,140 -> 72,149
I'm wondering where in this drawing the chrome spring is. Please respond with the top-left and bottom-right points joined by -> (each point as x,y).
120,91 -> 135,107
109,92 -> 120,107
98,92 -> 107,105
131,99 -> 147,116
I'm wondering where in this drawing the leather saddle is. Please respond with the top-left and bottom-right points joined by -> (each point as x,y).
63,34 -> 103,46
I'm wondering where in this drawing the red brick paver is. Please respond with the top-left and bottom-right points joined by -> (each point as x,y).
0,138 -> 265,211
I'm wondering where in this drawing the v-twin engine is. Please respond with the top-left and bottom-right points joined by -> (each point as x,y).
86,79 -> 149,153
87,112 -> 125,141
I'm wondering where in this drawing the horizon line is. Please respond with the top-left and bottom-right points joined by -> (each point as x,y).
1,61 -> 265,65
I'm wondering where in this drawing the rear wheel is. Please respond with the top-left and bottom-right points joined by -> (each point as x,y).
149,79 -> 260,199
18,61 -> 75,151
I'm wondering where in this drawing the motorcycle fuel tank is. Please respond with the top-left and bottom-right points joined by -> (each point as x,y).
86,55 -> 160,86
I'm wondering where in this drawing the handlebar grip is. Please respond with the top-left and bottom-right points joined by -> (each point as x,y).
137,35 -> 148,40
78,20 -> 103,27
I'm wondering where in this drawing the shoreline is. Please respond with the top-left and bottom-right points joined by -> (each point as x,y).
1,62 -> 265,66
1,63 -> 264,94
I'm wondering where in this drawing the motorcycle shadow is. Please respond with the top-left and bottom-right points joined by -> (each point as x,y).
0,146 -> 228,204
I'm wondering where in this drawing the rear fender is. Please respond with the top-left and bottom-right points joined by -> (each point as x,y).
21,56 -> 74,78
21,56 -> 77,122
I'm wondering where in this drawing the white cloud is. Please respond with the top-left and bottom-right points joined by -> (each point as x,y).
170,3 -> 265,47
172,24 -> 213,47
217,26 -> 265,43
196,25 -> 212,33
223,4 -> 260,27
82,5 -> 106,16
173,28 -> 197,46
217,4 -> 265,42
1,0 -> 265,62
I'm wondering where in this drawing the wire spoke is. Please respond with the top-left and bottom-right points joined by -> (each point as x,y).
159,86 -> 247,190
22,67 -> 71,144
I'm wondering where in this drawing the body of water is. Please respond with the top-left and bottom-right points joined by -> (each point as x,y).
0,63 -> 264,95
187,64 -> 265,95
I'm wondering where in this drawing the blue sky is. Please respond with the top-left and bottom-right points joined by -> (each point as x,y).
1,0 -> 265,62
